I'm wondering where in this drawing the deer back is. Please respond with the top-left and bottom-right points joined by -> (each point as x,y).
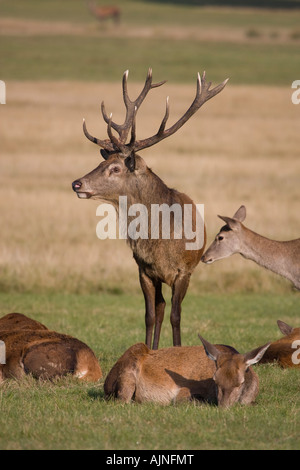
0,313 -> 48,331
0,327 -> 102,383
260,321 -> 300,368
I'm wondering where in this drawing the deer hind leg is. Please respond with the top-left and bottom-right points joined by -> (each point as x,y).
170,274 -> 191,347
139,269 -> 156,349
105,343 -> 148,402
104,364 -> 136,403
74,347 -> 102,382
2,356 -> 25,381
22,341 -> 76,380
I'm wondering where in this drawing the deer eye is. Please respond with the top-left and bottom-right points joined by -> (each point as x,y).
217,235 -> 224,241
110,165 -> 121,174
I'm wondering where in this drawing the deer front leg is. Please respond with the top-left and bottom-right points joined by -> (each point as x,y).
139,269 -> 156,349
170,274 -> 191,347
152,281 -> 166,350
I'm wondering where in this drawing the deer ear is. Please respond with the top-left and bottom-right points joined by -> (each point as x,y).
100,149 -> 110,160
124,153 -> 136,172
244,343 -> 271,368
218,215 -> 240,231
277,320 -> 293,336
233,205 -> 246,222
198,335 -> 220,362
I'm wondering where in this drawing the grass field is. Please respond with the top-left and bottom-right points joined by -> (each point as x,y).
0,0 -> 299,451
0,291 -> 299,450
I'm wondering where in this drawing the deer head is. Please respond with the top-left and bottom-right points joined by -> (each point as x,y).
199,335 -> 270,408
72,69 -> 228,203
201,205 -> 247,264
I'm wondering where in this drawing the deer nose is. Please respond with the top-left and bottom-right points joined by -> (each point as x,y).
72,180 -> 82,192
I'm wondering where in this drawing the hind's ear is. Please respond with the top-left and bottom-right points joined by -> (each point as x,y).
198,335 -> 220,362
277,320 -> 293,336
125,153 -> 136,172
218,215 -> 240,231
244,343 -> 271,368
232,205 -> 246,222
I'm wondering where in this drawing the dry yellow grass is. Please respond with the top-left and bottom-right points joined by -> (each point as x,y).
0,81 -> 299,293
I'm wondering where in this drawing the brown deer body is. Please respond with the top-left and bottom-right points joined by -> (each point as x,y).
72,69 -> 228,349
201,205 -> 300,290
260,320 -> 300,368
87,1 -> 120,24
0,312 -> 48,331
104,336 -> 270,408
0,313 -> 102,383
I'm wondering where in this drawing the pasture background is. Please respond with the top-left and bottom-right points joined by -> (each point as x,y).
0,0 -> 299,450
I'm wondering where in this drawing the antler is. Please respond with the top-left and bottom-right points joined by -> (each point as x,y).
102,68 -> 166,144
134,72 -> 229,152
83,69 -> 229,157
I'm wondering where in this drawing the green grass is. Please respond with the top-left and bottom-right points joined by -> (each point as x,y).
1,0 -> 300,26
0,0 -> 299,451
0,291 -> 299,450
1,0 -> 300,85
1,35 -> 299,85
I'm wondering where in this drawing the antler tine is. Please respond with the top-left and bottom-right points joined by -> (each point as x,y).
133,72 -> 229,153
100,69 -> 167,148
122,69 -> 130,106
83,118 -> 115,152
157,96 -> 170,135
107,113 -> 127,154
128,106 -> 138,147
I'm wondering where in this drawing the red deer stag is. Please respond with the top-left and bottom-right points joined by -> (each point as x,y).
72,69 -> 228,349
259,320 -> 300,368
86,1 -> 120,24
104,335 -> 270,408
0,313 -> 102,383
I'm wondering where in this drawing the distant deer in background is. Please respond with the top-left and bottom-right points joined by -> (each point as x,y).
0,313 -> 102,384
259,320 -> 300,368
104,335 -> 270,408
72,69 -> 228,349
201,205 -> 300,290
86,1 -> 121,24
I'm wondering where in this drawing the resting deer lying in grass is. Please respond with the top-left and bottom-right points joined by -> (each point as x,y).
0,313 -> 102,383
201,205 -> 300,290
72,69 -> 228,349
104,335 -> 270,408
259,320 -> 300,368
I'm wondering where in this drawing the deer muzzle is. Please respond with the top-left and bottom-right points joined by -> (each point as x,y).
72,180 -> 92,199
201,253 -> 214,264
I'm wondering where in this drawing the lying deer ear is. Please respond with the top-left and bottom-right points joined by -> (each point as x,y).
277,320 -> 293,336
125,153 -> 136,172
244,343 -> 271,368
198,335 -> 220,362
100,149 -> 110,160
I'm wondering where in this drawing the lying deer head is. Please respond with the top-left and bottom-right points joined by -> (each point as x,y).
199,335 -> 270,408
